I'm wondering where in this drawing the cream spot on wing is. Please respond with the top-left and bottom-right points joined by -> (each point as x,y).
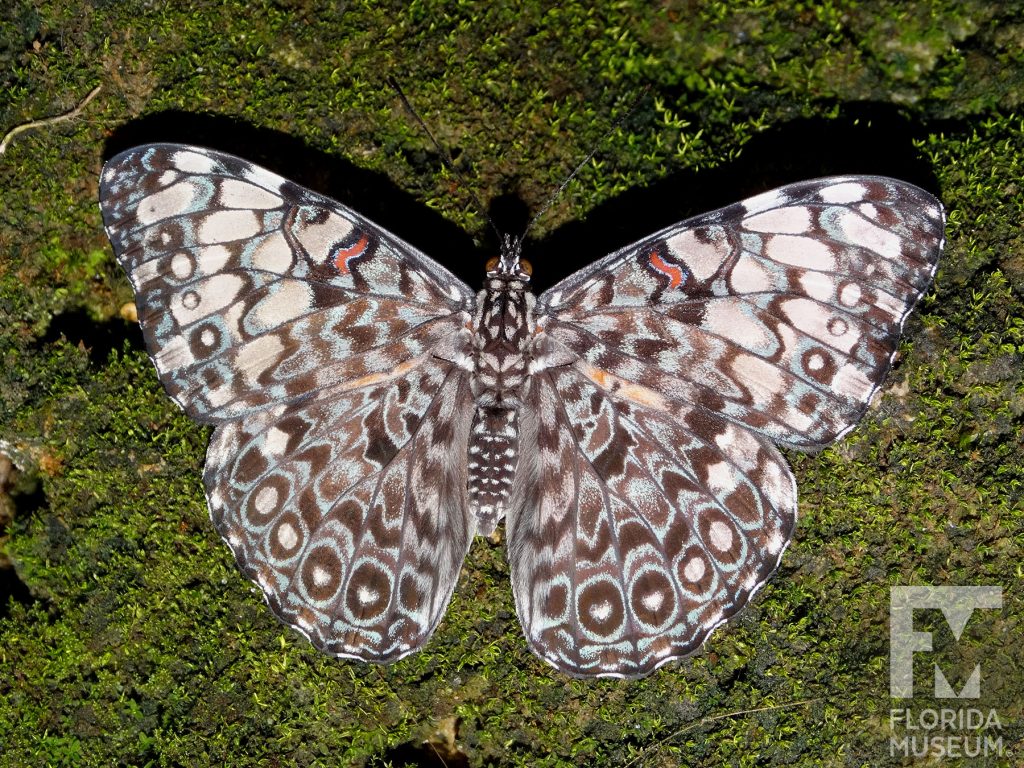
171,252 -> 194,279
858,202 -> 879,219
762,460 -> 791,507
766,234 -> 836,270
703,302 -> 773,353
137,182 -> 198,225
172,149 -> 218,174
782,403 -> 813,433
731,353 -> 785,405
708,521 -> 733,552
357,585 -> 379,605
312,566 -> 331,587
807,352 -> 826,371
684,556 -> 705,582
741,188 -> 786,214
171,274 -> 244,325
590,601 -> 613,622
277,522 -> 298,550
835,363 -> 874,400
152,335 -> 194,373
873,288 -> 906,320
729,255 -> 777,294
294,211 -> 355,263
221,301 -> 245,345
205,381 -> 234,408
819,181 -> 866,204
219,178 -> 283,209
196,244 -> 232,274
641,591 -> 664,612
251,281 -> 314,330
839,282 -> 862,307
799,271 -> 836,303
767,532 -> 786,555
715,425 -> 759,465
199,328 -> 216,346
665,226 -> 730,281
131,259 -> 160,290
264,426 -> 289,456
250,231 -> 293,273
743,206 -> 811,234
254,484 -> 278,515
705,461 -> 734,493
235,334 -> 285,387
243,164 -> 289,193
198,209 -> 261,244
781,298 -> 858,352
837,210 -> 901,259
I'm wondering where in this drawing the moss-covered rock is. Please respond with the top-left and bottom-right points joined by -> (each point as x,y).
1,1 -> 1020,765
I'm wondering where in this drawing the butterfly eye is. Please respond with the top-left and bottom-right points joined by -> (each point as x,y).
519,259 -> 533,276
485,256 -> 500,272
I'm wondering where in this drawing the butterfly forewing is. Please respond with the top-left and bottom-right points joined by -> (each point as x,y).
101,142 -> 945,679
100,144 -> 478,660
99,144 -> 475,421
537,177 -> 944,448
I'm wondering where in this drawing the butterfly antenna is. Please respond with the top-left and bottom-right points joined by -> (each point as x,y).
389,77 -> 504,246
522,85 -> 651,241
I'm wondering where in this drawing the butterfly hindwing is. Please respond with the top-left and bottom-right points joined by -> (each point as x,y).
206,357 -> 475,660
508,367 -> 796,677
100,144 -> 478,661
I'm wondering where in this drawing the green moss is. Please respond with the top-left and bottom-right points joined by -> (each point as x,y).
1,1 -> 1022,766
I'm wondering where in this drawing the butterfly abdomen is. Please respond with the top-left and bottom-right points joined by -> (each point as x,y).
467,407 -> 519,534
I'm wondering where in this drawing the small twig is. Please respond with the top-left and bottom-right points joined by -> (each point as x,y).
0,83 -> 102,155
425,740 -> 450,768
623,697 -> 821,768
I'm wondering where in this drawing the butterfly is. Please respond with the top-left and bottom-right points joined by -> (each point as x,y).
98,143 -> 945,678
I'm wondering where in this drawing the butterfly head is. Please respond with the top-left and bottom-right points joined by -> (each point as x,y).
485,233 -> 532,283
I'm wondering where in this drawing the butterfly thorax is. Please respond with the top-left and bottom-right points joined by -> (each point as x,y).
467,238 -> 534,534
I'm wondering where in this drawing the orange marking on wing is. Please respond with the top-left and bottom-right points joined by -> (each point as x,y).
333,233 -> 369,274
580,363 -> 669,411
649,250 -> 684,289
339,358 -> 421,391
583,364 -> 611,389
